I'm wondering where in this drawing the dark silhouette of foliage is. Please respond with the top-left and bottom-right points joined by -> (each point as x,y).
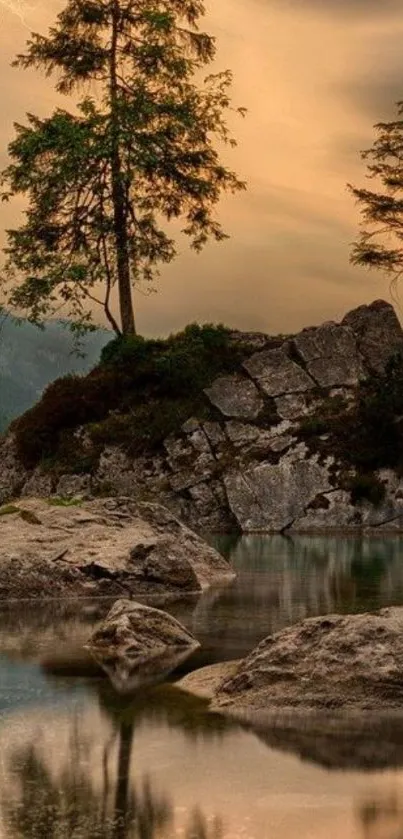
11,323 -> 246,469
349,101 -> 403,290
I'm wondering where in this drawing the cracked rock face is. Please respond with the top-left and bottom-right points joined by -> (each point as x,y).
243,347 -> 315,397
292,322 -> 365,387
0,497 -> 235,600
4,299 -> 403,534
224,452 -> 332,531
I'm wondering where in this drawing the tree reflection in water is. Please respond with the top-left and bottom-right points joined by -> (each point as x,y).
359,794 -> 403,839
3,731 -> 172,839
185,808 -> 224,839
2,683 -> 234,839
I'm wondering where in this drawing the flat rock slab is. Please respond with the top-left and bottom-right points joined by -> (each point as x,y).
243,347 -> 315,397
177,661 -> 240,699
204,373 -> 264,419
214,607 -> 403,714
0,497 -> 234,600
88,598 -> 200,693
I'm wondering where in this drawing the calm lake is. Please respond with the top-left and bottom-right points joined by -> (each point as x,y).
1,534 -> 403,839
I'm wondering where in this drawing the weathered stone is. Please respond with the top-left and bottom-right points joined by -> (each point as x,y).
21,468 -> 54,498
293,322 -> 364,387
275,393 -> 309,420
202,421 -> 227,448
94,447 -> 144,495
55,474 -> 92,499
164,436 -> 193,469
269,434 -> 294,453
225,422 -> 262,447
187,428 -> 212,455
0,435 -> 28,504
228,329 -> 277,352
204,374 -> 264,420
88,599 -> 200,693
225,420 -> 292,455
0,497 -> 234,599
243,347 -> 315,397
342,299 -> 403,374
290,490 -> 359,531
214,607 -> 403,715
181,417 -> 200,434
224,452 -> 332,531
188,481 -> 217,512
168,451 -> 216,492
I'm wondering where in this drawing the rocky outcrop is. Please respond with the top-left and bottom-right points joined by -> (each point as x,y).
88,599 -> 200,692
342,298 -> 403,374
0,497 -> 234,600
2,299 -> 403,532
213,607 -> 403,714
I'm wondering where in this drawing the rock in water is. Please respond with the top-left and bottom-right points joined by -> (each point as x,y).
88,599 -> 200,692
0,497 -> 235,600
214,607 -> 403,714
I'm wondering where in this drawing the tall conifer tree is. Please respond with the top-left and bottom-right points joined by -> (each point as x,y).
1,1 -> 245,335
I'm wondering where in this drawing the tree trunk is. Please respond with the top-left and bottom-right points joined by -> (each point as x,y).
110,0 -> 136,336
114,720 -> 134,839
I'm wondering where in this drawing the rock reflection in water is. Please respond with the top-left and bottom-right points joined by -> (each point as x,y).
2,535 -> 403,672
181,534 -> 403,659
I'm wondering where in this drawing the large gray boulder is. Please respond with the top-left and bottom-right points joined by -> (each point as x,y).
342,299 -> 403,374
0,497 -> 234,600
214,607 -> 403,714
88,599 -> 200,692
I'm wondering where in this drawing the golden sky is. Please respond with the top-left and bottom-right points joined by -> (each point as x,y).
1,0 -> 403,336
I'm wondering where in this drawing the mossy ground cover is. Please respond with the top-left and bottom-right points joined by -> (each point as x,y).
11,324 -> 255,472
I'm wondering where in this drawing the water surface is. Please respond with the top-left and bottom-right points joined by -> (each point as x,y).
2,534 -> 403,839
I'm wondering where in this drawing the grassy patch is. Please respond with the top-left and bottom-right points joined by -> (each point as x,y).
0,504 -> 20,516
47,497 -> 83,507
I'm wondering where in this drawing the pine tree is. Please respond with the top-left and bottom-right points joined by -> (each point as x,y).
349,102 -> 403,292
1,0 -> 245,335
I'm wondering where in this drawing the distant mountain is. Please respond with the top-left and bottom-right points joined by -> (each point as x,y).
0,317 -> 110,432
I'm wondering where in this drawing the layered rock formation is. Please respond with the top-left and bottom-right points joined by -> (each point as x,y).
0,497 -> 234,599
2,299 -> 403,532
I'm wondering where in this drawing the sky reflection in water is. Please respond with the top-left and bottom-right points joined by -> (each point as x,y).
2,534 -> 403,838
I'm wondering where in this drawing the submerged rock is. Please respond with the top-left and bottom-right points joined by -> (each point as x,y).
214,607 -> 403,714
0,497 -> 234,600
88,599 -> 200,693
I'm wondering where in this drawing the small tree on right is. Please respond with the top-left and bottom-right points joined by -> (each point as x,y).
349,101 -> 403,289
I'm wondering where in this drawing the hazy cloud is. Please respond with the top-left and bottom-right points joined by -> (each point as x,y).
0,0 -> 400,335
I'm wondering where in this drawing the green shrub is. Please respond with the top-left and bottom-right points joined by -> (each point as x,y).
12,322 -> 245,469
